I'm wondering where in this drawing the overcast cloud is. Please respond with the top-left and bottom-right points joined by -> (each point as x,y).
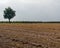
0,0 -> 60,21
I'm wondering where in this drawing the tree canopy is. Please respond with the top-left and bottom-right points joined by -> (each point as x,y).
3,7 -> 16,22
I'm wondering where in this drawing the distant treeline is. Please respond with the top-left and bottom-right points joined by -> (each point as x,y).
0,21 -> 60,23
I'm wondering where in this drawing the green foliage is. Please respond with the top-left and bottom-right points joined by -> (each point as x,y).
3,7 -> 16,22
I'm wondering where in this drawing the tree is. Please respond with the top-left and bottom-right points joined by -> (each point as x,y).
3,7 -> 16,23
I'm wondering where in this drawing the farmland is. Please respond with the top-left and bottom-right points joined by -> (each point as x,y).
0,23 -> 60,48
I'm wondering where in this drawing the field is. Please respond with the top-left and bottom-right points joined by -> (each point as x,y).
0,23 -> 60,48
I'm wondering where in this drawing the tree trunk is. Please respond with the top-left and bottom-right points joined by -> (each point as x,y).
9,19 -> 10,23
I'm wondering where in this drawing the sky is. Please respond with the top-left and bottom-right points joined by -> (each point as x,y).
0,0 -> 60,21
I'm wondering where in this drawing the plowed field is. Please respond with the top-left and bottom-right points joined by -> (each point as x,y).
0,23 -> 60,48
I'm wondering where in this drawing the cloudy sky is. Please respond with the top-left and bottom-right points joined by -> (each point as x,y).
0,0 -> 60,21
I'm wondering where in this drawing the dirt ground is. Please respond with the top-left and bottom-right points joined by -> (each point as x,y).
0,23 -> 60,48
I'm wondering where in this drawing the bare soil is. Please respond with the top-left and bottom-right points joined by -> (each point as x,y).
0,23 -> 60,48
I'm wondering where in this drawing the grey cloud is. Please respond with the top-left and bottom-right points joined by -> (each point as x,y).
0,0 -> 60,21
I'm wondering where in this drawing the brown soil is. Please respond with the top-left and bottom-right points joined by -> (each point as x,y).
0,23 -> 60,48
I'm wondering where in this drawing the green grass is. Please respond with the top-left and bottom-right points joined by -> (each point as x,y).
0,21 -> 60,23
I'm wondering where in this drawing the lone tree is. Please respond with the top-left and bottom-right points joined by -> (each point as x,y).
3,7 -> 16,23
